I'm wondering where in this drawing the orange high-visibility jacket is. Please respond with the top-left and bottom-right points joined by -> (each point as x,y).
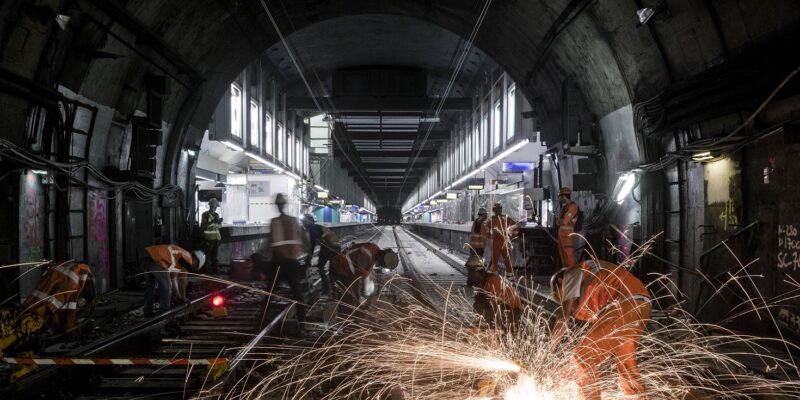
331,242 -> 380,283
468,217 -> 487,250
23,262 -> 92,329
145,244 -> 192,273
481,274 -> 523,310
559,201 -> 579,232
483,215 -> 518,248
270,214 -> 304,260
574,260 -> 650,322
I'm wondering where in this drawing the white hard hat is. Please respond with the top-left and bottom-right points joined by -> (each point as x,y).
193,250 -> 206,270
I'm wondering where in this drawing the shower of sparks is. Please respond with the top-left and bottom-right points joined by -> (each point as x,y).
186,231 -> 799,399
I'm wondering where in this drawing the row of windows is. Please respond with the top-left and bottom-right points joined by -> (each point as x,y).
441,84 -> 516,187
405,77 -> 519,211
230,85 -> 309,177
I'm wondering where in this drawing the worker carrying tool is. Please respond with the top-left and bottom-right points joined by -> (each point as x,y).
330,242 -> 398,301
466,255 -> 523,330
142,244 -> 205,317
467,207 -> 488,257
269,193 -> 307,319
301,214 -> 341,295
201,197 -> 223,274
483,202 -> 519,277
557,187 -> 581,269
550,259 -> 652,400
0,261 -> 96,356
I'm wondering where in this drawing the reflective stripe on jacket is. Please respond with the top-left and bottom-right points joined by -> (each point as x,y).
23,262 -> 92,316
270,214 -> 303,259
146,244 -> 193,272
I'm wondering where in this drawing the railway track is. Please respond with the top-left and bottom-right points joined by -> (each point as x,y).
2,226 -> 385,399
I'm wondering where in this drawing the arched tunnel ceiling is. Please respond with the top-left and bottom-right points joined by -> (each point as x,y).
40,0 -> 800,207
265,14 -> 496,98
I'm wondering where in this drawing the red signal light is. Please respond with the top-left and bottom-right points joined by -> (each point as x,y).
211,295 -> 225,307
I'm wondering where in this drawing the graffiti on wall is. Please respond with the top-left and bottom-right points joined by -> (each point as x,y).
778,224 -> 800,272
88,190 -> 110,292
705,158 -> 741,233
778,307 -> 800,337
18,172 -> 45,300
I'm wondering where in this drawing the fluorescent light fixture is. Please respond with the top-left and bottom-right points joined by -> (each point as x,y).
222,140 -> 244,152
613,171 -> 638,204
31,170 -> 48,175
467,184 -> 484,190
186,149 -> 197,157
691,151 -> 714,162
446,193 -> 457,200
314,185 -> 326,191
317,191 -> 329,199
195,175 -> 214,182
245,151 -> 284,173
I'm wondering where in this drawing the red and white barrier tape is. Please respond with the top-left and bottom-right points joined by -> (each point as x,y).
1,357 -> 228,366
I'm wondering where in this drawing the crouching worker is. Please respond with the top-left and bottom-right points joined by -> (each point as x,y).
143,244 -> 205,317
330,243 -> 399,302
550,259 -> 652,400
466,255 -> 523,331
0,261 -> 95,356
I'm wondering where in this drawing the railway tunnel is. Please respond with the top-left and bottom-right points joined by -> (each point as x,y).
1,1 -> 800,398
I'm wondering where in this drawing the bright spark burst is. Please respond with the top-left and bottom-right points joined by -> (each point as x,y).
203,232 -> 800,400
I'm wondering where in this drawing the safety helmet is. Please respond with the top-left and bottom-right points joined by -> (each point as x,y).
193,250 -> 206,270
477,207 -> 487,216
559,187 -> 572,197
302,214 -> 315,225
208,198 -> 219,207
492,202 -> 502,212
465,254 -> 484,269
381,249 -> 400,270
275,193 -> 287,205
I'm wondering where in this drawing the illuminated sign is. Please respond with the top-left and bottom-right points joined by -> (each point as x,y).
446,193 -> 458,200
502,162 -> 535,172
317,191 -> 329,199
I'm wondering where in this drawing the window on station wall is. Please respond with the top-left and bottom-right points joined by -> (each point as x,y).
481,110 -> 489,157
303,144 -> 309,175
264,113 -> 273,155
230,85 -> 242,138
493,101 -> 501,149
295,137 -> 301,172
277,124 -> 284,161
473,122 -> 480,161
287,130 -> 294,167
250,100 -> 259,148
506,85 -> 516,141
309,114 -> 330,154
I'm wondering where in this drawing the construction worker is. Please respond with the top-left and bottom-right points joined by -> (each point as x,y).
142,244 -> 205,317
557,187 -> 580,269
269,193 -> 306,319
0,261 -> 96,355
550,259 -> 652,400
465,255 -> 523,330
302,214 -> 341,295
468,207 -> 488,257
483,202 -> 518,277
330,242 -> 398,301
201,197 -> 223,274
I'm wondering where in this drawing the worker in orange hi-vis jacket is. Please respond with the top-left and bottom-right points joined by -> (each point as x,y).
330,243 -> 398,299
465,255 -> 523,331
550,259 -> 652,400
0,261 -> 96,353
483,202 -> 518,277
557,187 -> 580,269
468,207 -> 489,257
143,244 -> 205,317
